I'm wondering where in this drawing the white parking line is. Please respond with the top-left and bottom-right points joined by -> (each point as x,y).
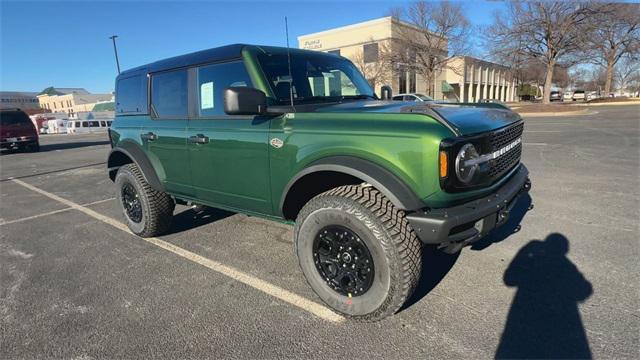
0,207 -> 73,226
10,178 -> 343,323
0,197 -> 116,226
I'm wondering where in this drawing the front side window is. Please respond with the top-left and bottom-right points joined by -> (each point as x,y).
197,61 -> 253,117
151,69 -> 188,117
257,51 -> 375,104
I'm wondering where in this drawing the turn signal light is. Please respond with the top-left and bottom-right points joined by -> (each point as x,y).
439,151 -> 448,178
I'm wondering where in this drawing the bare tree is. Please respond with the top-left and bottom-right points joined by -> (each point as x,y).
388,1 -> 471,97
351,42 -> 394,90
615,54 -> 640,94
487,1 -> 597,104
586,3 -> 640,94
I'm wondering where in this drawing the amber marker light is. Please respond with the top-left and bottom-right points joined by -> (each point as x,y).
439,151 -> 448,178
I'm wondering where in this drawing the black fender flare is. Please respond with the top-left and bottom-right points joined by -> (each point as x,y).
280,156 -> 425,213
107,143 -> 164,192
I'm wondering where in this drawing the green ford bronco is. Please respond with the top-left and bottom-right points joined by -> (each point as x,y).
108,44 -> 530,321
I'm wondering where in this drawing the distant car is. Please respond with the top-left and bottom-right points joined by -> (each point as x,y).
392,93 -> 434,102
586,91 -> 599,101
550,91 -> 562,101
0,108 -> 40,152
563,91 -> 573,101
572,90 -> 586,101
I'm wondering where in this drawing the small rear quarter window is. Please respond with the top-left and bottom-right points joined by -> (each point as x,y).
116,74 -> 148,115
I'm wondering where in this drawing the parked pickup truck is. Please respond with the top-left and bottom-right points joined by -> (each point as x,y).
107,44 -> 531,321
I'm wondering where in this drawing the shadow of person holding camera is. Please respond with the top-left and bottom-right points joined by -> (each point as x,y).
496,233 -> 593,359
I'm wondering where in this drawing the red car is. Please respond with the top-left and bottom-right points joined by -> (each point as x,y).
0,108 -> 40,152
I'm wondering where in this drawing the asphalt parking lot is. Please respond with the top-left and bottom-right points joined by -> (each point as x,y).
1,104 -> 638,359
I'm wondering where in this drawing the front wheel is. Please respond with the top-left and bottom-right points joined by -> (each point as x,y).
115,164 -> 175,237
295,185 -> 422,321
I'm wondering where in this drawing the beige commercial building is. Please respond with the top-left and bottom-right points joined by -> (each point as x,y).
298,17 -> 517,102
0,91 -> 40,110
37,87 -> 112,118
445,56 -> 517,102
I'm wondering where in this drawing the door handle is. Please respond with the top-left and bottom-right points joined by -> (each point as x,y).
188,134 -> 209,144
141,132 -> 157,141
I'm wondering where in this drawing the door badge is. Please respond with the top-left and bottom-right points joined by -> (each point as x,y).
270,138 -> 284,149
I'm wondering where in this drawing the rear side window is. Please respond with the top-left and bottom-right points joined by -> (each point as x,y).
0,110 -> 31,126
196,61 -> 253,117
151,69 -> 188,118
116,74 -> 148,114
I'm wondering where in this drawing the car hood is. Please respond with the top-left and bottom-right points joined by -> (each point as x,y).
311,100 -> 522,135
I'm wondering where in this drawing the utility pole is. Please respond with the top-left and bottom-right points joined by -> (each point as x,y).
109,35 -> 121,74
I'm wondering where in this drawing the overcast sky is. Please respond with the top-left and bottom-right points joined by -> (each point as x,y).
1,0 -> 505,93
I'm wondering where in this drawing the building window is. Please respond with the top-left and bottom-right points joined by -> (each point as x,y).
328,49 -> 341,56
150,69 -> 188,117
409,70 -> 416,93
398,66 -> 407,94
363,43 -> 378,63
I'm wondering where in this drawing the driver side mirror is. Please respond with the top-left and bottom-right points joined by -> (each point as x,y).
380,85 -> 393,100
224,87 -> 267,115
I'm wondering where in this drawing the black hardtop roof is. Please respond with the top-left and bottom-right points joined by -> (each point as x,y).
117,44 -> 341,79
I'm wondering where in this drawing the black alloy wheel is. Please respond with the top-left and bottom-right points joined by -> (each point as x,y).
121,182 -> 143,223
313,225 -> 375,296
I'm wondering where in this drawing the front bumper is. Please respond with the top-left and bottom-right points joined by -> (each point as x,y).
0,136 -> 38,149
406,164 -> 530,252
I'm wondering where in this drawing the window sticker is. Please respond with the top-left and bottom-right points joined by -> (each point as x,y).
200,81 -> 214,109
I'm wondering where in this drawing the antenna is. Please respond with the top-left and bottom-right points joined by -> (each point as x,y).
285,16 -> 296,111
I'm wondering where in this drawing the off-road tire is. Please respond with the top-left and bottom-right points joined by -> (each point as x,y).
295,185 -> 422,321
115,163 -> 175,237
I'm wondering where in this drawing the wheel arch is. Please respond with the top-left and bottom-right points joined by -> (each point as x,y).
280,156 -> 425,220
107,144 -> 164,192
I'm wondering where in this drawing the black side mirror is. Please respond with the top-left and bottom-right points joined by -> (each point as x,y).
224,87 -> 267,115
380,85 -> 392,100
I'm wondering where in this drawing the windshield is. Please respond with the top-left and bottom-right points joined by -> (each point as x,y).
0,111 -> 31,126
415,93 -> 434,101
256,51 -> 376,104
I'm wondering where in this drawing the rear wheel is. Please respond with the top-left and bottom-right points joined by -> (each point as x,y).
295,185 -> 422,321
115,163 -> 175,237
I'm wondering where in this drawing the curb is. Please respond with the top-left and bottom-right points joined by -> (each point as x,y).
584,101 -> 640,107
517,109 -> 597,117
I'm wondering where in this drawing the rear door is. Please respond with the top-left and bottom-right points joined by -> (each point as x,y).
146,68 -> 193,197
187,60 -> 271,214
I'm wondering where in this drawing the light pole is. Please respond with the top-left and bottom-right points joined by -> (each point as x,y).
109,35 -> 121,74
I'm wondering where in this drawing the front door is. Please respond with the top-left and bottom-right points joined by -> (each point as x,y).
187,61 -> 271,214
145,68 -> 192,197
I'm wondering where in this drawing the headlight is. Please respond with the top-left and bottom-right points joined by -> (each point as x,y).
455,143 -> 479,183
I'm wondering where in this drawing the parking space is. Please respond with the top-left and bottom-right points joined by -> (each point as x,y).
1,106 -> 638,359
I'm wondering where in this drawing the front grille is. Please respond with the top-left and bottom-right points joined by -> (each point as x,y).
489,122 -> 524,151
487,122 -> 524,180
